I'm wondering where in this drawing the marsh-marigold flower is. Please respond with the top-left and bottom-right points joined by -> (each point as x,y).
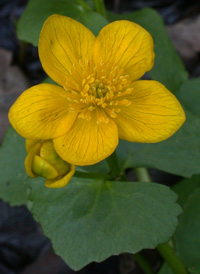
9,15 -> 185,165
25,139 -> 75,188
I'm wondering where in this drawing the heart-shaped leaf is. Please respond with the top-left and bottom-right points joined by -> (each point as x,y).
27,178 -> 181,270
0,127 -> 27,205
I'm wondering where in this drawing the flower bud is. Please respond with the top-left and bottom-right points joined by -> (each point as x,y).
25,139 -> 75,188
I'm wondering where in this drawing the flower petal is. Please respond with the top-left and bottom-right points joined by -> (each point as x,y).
45,164 -> 75,188
9,83 -> 77,139
94,20 -> 155,81
32,155 -> 59,179
26,139 -> 41,153
54,111 -> 119,165
25,142 -> 42,178
115,80 -> 186,143
40,142 -> 69,176
39,15 -> 96,87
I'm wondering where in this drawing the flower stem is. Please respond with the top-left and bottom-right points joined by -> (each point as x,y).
106,151 -> 121,178
76,0 -> 92,11
134,167 -> 151,182
157,243 -> 188,274
134,167 -> 188,274
94,0 -> 106,17
133,253 -> 155,274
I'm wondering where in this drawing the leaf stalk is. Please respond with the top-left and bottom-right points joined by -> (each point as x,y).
135,167 -> 188,274
94,0 -> 106,17
157,243 -> 188,274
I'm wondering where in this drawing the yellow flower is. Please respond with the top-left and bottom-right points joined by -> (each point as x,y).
9,15 -> 185,166
25,139 -> 75,188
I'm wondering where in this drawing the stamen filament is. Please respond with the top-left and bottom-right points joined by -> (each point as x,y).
64,59 -> 133,121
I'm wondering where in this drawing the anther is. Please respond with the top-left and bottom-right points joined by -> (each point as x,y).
117,99 -> 131,106
85,85 -> 90,92
88,106 -> 95,111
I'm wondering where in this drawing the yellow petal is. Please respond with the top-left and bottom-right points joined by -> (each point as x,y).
24,143 -> 42,178
115,80 -> 186,143
39,15 -> 96,87
32,155 -> 59,179
94,20 -> 155,81
45,164 -> 75,188
40,142 -> 69,176
53,111 -> 119,165
9,83 -> 77,140
26,139 -> 43,153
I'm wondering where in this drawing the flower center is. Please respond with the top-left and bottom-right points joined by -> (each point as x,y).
87,79 -> 107,98
64,60 -> 133,123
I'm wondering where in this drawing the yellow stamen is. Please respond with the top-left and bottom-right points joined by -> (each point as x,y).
64,59 -> 133,120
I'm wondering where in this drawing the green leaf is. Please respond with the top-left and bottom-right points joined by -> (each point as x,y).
28,178 -> 181,270
84,0 -> 95,10
159,262 -> 198,274
171,176 -> 200,273
82,10 -> 108,35
107,8 -> 188,92
188,268 -> 200,274
158,263 -> 173,274
176,78 -> 200,117
173,175 -> 200,207
116,110 -> 200,177
42,77 -> 57,85
174,188 -> 200,271
0,126 -> 27,205
157,176 -> 200,274
80,160 -> 109,174
17,0 -> 108,46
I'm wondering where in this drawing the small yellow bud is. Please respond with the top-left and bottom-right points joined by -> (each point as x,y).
25,139 -> 75,188
32,155 -> 59,179
40,142 -> 69,176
